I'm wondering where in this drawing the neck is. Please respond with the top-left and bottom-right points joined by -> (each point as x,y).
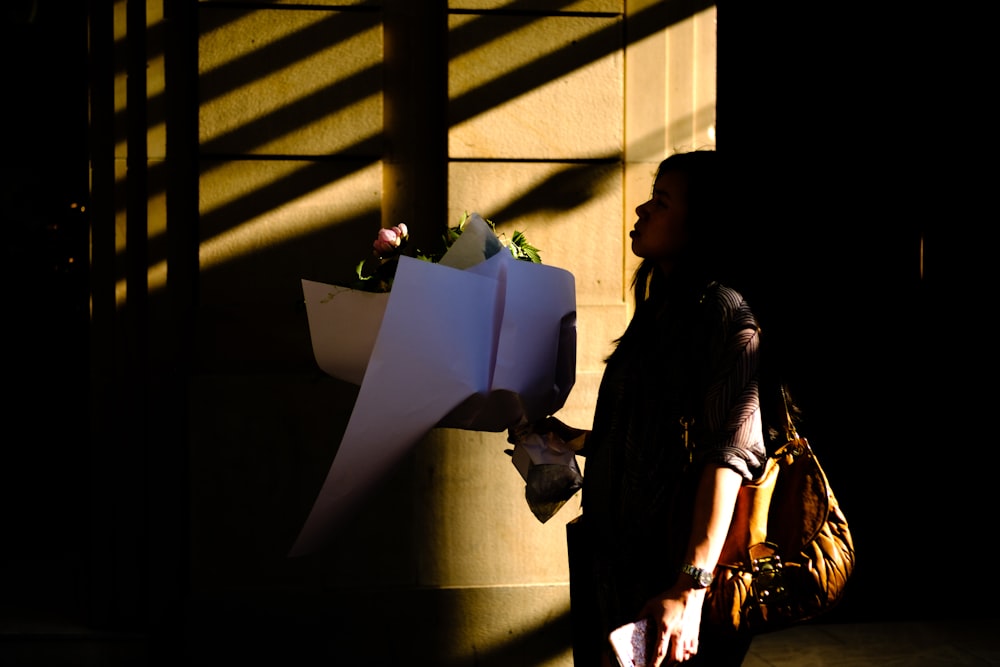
657,258 -> 677,276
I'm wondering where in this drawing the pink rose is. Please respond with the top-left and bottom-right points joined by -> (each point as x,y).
373,224 -> 408,256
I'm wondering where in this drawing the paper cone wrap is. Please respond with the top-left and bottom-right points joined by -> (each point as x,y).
293,219 -> 577,554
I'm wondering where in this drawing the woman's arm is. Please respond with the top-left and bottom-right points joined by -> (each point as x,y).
509,415 -> 589,453
639,463 -> 742,666
536,415 -> 589,451
637,288 -> 763,665
682,463 -> 743,585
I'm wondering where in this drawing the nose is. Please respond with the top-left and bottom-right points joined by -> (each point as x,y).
635,199 -> 649,218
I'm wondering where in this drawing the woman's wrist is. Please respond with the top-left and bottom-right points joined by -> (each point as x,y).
668,579 -> 709,600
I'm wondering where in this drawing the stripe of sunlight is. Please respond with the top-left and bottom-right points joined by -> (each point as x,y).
446,0 -> 609,62
112,0 -> 126,148
432,589 -> 572,667
111,0 -> 169,308
625,103 -> 717,167
114,162 -> 381,306
199,15 -> 381,152
111,0 -> 127,258
448,2 -> 711,134
113,10 -> 382,182
113,184 -> 168,309
110,6 -> 380,166
449,12 -> 609,101
447,11 -> 620,143
110,7 -> 382,302
112,1 -> 167,157
146,1 -> 166,158
198,161 -> 382,274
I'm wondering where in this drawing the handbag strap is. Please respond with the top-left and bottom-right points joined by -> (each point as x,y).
775,383 -> 809,459
779,384 -> 799,440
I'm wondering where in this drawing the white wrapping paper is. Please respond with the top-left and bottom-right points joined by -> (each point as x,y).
292,219 -> 577,554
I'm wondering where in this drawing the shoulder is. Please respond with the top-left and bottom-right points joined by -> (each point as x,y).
700,282 -> 758,332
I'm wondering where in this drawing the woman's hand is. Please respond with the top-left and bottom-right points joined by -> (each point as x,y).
507,416 -> 588,452
535,416 -> 589,451
638,584 -> 706,666
636,464 -> 741,664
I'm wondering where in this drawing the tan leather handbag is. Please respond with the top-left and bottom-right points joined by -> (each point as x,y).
705,385 -> 856,635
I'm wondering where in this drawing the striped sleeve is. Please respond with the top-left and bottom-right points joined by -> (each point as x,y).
698,286 -> 768,481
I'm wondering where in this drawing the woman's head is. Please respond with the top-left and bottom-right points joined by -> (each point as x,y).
630,149 -> 751,300
632,150 -> 724,273
629,166 -> 691,266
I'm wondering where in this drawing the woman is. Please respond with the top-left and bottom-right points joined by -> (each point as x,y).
543,150 -> 770,666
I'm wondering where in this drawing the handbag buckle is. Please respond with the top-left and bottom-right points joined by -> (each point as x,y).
750,553 -> 789,608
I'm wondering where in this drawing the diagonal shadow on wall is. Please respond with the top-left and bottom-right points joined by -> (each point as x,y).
117,1 -> 712,288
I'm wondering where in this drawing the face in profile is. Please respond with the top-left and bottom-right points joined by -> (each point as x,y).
629,169 -> 690,266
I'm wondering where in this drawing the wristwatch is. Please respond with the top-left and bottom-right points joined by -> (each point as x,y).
679,563 -> 714,588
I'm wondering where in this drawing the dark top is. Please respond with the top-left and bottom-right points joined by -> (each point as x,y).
579,280 -> 768,633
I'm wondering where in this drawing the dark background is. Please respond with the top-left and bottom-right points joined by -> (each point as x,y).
2,0 -> 92,630
1,0 -> 992,663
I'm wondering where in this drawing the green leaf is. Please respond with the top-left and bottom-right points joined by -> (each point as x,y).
355,258 -> 371,281
510,229 -> 542,263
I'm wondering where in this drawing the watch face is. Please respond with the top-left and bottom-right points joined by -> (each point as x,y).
681,564 -> 713,588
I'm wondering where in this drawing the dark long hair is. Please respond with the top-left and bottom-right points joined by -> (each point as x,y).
626,149 -> 799,445
630,150 -> 755,309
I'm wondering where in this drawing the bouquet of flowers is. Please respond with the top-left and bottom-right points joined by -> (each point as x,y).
348,211 -> 542,293
293,212 -> 580,555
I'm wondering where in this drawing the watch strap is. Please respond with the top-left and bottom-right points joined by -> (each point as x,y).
679,562 -> 714,588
